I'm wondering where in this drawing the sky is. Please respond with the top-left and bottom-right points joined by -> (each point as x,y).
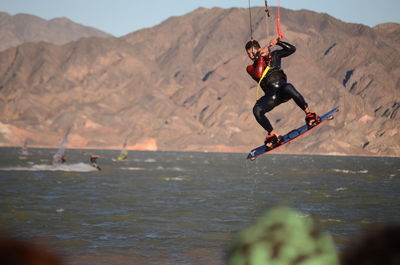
1,0 -> 399,37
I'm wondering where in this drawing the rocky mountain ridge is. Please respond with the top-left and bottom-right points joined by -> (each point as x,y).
0,7 -> 399,156
0,11 -> 112,51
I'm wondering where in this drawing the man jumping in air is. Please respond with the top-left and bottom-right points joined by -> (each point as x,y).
245,37 -> 320,148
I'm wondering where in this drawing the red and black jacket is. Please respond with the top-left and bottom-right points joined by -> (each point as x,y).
246,41 -> 296,89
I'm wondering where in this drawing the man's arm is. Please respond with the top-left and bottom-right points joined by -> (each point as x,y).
275,41 -> 296,58
269,39 -> 296,69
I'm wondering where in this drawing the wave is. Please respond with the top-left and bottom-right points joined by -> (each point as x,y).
120,167 -> 145,171
120,166 -> 186,172
320,218 -> 344,223
0,162 -> 97,172
332,169 -> 368,174
163,177 -> 188,181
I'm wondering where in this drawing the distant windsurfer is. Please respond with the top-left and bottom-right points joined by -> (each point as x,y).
112,138 -> 129,161
52,127 -> 71,165
115,151 -> 128,161
245,37 -> 320,148
19,139 -> 29,156
53,155 -> 66,165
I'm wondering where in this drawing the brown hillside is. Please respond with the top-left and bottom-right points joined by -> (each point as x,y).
0,7 -> 399,156
0,12 -> 112,51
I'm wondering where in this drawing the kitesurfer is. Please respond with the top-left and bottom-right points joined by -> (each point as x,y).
245,37 -> 320,147
89,154 -> 101,170
80,151 -> 101,170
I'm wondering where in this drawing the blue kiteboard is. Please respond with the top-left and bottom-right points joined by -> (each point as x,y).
247,107 -> 339,160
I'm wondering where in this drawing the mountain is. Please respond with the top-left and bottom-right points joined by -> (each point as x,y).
0,12 -> 112,51
0,7 -> 399,156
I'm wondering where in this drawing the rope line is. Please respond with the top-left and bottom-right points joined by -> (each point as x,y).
248,0 -> 253,40
276,0 -> 284,39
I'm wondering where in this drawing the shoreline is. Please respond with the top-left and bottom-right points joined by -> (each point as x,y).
1,145 -> 399,158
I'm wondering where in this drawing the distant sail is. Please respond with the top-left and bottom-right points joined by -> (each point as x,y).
113,138 -> 128,161
20,138 -> 29,156
52,128 -> 71,165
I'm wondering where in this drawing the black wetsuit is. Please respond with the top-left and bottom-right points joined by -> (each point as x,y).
248,41 -> 308,133
90,156 -> 97,164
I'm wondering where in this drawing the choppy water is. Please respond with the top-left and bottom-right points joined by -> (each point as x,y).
0,147 -> 399,265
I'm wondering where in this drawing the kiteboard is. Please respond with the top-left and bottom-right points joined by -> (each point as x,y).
247,107 -> 339,160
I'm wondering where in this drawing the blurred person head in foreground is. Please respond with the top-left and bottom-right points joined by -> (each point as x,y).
0,233 -> 63,265
340,224 -> 400,265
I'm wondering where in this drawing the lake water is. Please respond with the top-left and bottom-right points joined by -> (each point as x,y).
0,147 -> 399,265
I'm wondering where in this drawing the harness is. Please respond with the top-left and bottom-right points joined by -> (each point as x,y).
256,66 -> 270,100
256,66 -> 288,100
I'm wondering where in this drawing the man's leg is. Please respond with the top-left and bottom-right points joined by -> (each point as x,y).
253,96 -> 282,147
279,83 -> 308,111
252,96 -> 276,133
279,83 -> 320,127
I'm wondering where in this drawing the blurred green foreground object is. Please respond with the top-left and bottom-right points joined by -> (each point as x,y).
228,207 -> 339,265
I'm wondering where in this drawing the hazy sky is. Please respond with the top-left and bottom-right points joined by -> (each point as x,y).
1,0 -> 399,36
